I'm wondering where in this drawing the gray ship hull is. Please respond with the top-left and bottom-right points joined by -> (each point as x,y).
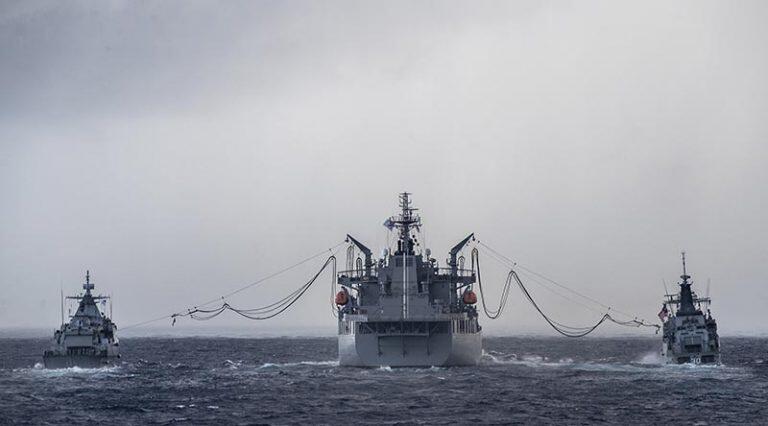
662,350 -> 720,365
660,309 -> 721,365
42,353 -> 118,369
337,194 -> 483,368
661,340 -> 720,365
339,332 -> 482,367
659,253 -> 721,366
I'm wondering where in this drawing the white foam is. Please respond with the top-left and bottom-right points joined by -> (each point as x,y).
483,351 -> 569,368
636,351 -> 663,365
257,360 -> 339,369
223,359 -> 243,369
298,360 -> 339,367
484,350 -> 658,373
19,365 -> 122,378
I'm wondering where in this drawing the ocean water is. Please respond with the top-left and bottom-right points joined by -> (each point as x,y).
1,336 -> 766,425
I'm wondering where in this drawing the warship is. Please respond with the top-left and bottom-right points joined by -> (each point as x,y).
43,271 -> 120,368
659,253 -> 720,364
335,193 -> 482,367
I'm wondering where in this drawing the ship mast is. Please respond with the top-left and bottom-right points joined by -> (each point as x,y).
60,282 -> 64,325
386,192 -> 421,255
677,251 -> 697,315
383,193 -> 422,319
83,270 -> 94,296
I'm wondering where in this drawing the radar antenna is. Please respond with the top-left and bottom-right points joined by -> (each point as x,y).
681,251 -> 690,284
383,192 -> 422,255
677,251 -> 697,315
83,270 -> 95,295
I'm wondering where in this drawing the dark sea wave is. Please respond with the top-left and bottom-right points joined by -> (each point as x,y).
1,337 -> 766,425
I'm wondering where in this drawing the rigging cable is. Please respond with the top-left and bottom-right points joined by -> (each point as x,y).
477,241 -> 651,323
472,243 -> 660,336
480,246 -> 607,322
471,247 -> 513,319
331,258 -> 339,319
173,254 -> 337,322
121,242 -> 345,330
346,245 -> 355,272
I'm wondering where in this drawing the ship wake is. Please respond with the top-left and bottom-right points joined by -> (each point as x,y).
482,350 -> 741,376
17,363 -> 122,377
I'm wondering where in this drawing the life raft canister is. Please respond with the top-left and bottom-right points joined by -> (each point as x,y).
335,290 -> 349,306
462,290 -> 477,305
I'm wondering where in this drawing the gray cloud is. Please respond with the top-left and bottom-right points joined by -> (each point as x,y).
1,0 -> 766,336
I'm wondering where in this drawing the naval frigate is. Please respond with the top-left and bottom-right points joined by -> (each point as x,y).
659,253 -> 720,364
43,271 -> 120,368
335,193 -> 482,367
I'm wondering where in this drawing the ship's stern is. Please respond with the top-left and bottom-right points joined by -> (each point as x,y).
338,320 -> 482,367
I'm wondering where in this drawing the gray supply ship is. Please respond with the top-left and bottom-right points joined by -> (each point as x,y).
659,253 -> 720,364
43,271 -> 120,368
335,193 -> 482,367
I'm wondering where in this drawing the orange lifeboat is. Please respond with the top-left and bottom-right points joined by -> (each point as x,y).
335,290 -> 349,306
462,290 -> 477,305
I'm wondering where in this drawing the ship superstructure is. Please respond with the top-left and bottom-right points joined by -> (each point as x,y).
659,253 -> 720,364
336,193 -> 482,367
43,271 -> 120,368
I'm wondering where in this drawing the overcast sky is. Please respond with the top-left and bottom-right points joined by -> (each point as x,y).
1,0 -> 766,337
